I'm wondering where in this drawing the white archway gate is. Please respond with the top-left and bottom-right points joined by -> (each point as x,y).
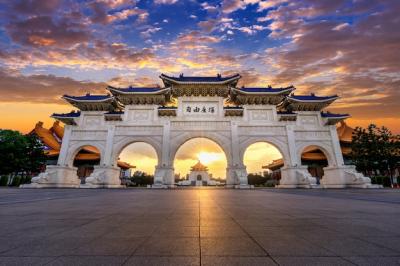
28,73 -> 373,188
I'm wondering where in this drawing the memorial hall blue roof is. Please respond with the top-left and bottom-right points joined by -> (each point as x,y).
63,94 -> 112,101
289,94 -> 338,101
51,111 -> 81,117
160,73 -> 240,82
321,112 -> 349,118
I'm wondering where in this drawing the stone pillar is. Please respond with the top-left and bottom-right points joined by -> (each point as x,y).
81,126 -> 123,188
228,122 -> 249,188
279,125 -> 301,188
102,126 -> 116,166
329,125 -> 344,166
153,121 -> 175,188
57,125 -> 73,166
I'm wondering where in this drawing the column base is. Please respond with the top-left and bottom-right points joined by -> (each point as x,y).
278,166 -> 317,188
20,165 -> 80,188
154,166 -> 175,187
226,166 -> 248,186
321,166 -> 378,188
84,166 -> 122,188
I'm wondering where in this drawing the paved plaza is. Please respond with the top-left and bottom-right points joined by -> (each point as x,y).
0,188 -> 399,265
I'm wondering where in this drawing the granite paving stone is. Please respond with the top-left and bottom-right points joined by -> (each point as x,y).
0,188 -> 399,266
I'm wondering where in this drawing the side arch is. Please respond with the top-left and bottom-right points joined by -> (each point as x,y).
296,142 -> 336,167
66,142 -> 105,167
169,132 -> 232,166
239,137 -> 290,167
111,137 -> 162,167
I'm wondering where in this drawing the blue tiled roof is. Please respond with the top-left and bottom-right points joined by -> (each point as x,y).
108,86 -> 164,93
160,73 -> 240,82
289,94 -> 338,101
238,86 -> 294,93
63,94 -> 112,101
52,111 -> 81,117
321,112 -> 349,118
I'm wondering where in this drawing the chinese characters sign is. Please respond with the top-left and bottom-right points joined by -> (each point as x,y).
183,103 -> 218,115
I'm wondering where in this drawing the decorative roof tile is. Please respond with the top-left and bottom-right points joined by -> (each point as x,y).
321,112 -> 350,118
51,111 -> 81,118
289,94 -> 338,102
237,86 -> 294,93
160,73 -> 240,83
108,86 -> 167,93
63,93 -> 112,101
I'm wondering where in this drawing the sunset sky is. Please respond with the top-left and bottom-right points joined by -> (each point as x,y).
0,0 -> 399,176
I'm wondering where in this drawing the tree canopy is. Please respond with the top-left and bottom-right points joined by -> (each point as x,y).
0,130 -> 46,176
351,124 -> 400,179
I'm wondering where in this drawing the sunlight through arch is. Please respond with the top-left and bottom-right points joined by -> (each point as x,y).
173,138 -> 227,180
243,142 -> 283,175
118,142 -> 158,176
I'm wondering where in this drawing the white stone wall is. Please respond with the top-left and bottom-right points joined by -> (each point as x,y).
29,96 -> 372,188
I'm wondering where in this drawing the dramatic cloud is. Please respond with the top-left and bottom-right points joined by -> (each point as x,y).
0,0 -> 399,133
7,16 -> 90,48
0,68 -> 106,103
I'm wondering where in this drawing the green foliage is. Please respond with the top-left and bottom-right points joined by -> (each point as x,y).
0,130 -> 46,177
11,176 -> 21,187
0,176 -> 8,186
130,172 -> 154,186
248,173 -> 273,186
370,176 -> 392,187
351,124 -> 400,181
25,134 -> 47,175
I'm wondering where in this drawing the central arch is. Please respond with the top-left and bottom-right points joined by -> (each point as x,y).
169,132 -> 233,166
172,137 -> 229,184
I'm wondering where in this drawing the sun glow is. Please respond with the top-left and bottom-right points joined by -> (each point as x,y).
197,151 -> 222,165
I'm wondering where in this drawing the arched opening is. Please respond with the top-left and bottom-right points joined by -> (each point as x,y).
300,145 -> 329,184
243,142 -> 283,187
173,138 -> 227,186
73,145 -> 101,184
117,142 -> 158,186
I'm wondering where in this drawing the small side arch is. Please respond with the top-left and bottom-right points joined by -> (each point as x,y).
66,142 -> 105,167
239,137 -> 290,167
111,137 -> 162,167
297,142 -> 335,167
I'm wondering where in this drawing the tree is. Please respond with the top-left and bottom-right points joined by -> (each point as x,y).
0,130 -> 46,180
130,172 -> 154,186
0,130 -> 28,177
24,134 -> 47,176
351,124 -> 400,186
